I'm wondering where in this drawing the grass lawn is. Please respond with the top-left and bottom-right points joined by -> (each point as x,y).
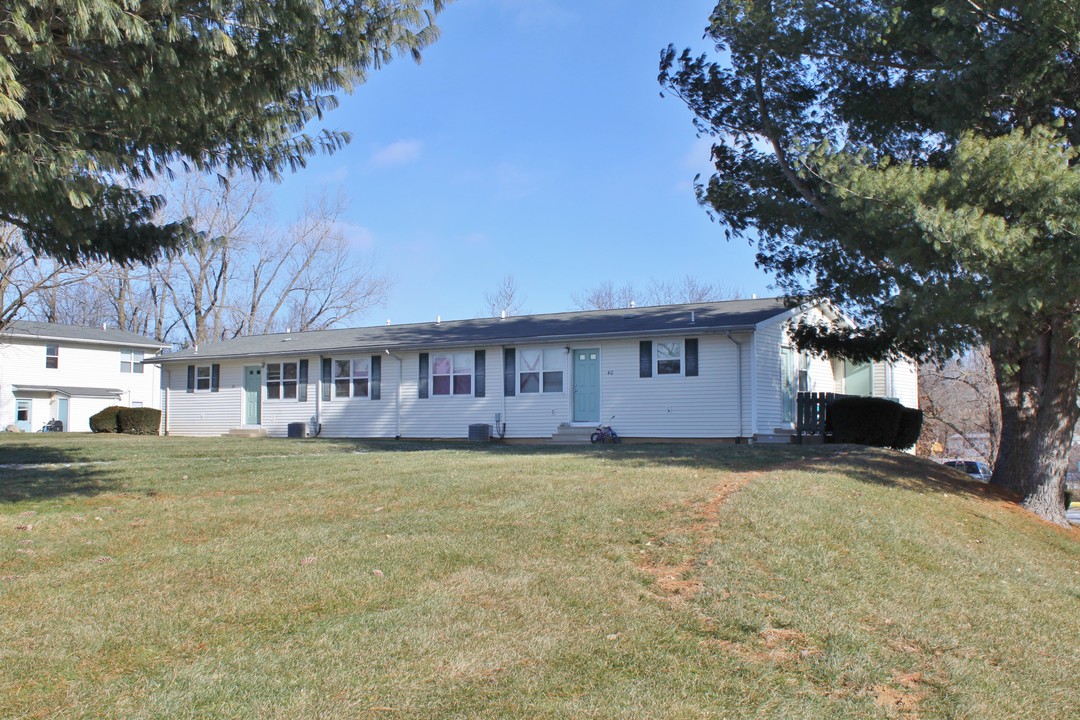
1,435 -> 1077,718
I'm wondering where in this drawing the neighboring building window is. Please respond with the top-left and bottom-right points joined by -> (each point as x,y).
131,401 -> 143,408
656,341 -> 682,375
432,352 -> 473,396
266,362 -> 298,400
519,348 -> 564,393
333,358 -> 370,398
45,344 -> 59,369
121,349 -> 145,374
196,365 -> 212,391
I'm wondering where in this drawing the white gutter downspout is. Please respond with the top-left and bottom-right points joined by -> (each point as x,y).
315,356 -> 323,434
386,350 -> 403,439
162,367 -> 170,436
725,332 -> 746,443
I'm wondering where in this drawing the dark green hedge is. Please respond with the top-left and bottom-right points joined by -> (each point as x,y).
117,408 -> 162,435
891,407 -> 924,450
89,405 -> 126,433
830,397 -> 904,447
89,406 -> 161,434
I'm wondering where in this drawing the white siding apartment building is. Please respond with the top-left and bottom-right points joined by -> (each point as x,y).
147,298 -> 918,443
1,322 -> 168,433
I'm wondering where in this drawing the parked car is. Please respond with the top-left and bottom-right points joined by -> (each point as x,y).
1067,504 -> 1080,526
943,460 -> 992,482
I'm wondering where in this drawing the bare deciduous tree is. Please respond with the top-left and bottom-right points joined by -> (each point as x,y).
229,193 -> 390,335
573,275 -> 739,310
917,347 -> 1000,463
1,172 -> 390,345
483,274 -> 526,317
1,225 -> 101,329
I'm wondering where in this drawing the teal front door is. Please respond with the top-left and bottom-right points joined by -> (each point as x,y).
15,399 -> 31,432
243,366 -> 262,425
572,349 -> 600,423
56,398 -> 69,430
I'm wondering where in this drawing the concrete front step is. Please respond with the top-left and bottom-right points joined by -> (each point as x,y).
549,424 -> 596,445
223,428 -> 268,438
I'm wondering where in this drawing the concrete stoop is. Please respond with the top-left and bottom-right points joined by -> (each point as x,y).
549,424 -> 595,445
223,428 -> 268,438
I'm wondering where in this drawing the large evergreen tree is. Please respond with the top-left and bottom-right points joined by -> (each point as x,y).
0,0 -> 446,265
661,1 -> 1080,523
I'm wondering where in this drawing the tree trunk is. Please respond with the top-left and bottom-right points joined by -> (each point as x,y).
989,319 -> 1080,526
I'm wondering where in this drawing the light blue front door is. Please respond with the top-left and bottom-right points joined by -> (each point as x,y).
56,398 -> 68,431
243,366 -> 262,425
572,349 -> 600,423
15,399 -> 31,432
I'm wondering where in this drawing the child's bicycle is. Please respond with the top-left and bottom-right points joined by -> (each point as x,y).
590,417 -> 621,444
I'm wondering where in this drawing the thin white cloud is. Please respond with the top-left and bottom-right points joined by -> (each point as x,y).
339,222 -> 376,251
371,139 -> 423,168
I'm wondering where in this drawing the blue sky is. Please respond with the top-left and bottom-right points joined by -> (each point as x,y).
270,0 -> 773,324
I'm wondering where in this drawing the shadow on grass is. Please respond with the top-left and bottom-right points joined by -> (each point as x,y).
0,443 -> 116,503
310,438 -> 1018,506
306,436 -> 825,474
803,446 -> 1018,504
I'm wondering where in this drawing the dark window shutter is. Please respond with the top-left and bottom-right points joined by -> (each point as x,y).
298,359 -> 308,402
186,365 -> 195,393
685,339 -> 699,377
503,348 -> 516,397
370,355 -> 381,400
474,350 -> 486,397
210,364 -> 220,392
418,353 -> 429,399
639,341 -> 653,378
321,358 -> 332,402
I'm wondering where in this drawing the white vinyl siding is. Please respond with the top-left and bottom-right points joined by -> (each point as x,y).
599,336 -> 742,439
164,364 -> 242,436
0,337 -> 162,432
754,319 -> 789,434
401,351 -> 499,438
505,344 -> 570,438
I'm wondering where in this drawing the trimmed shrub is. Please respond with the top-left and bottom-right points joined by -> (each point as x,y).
891,407 -> 924,451
89,405 -> 125,433
829,397 -> 903,447
117,407 -> 162,435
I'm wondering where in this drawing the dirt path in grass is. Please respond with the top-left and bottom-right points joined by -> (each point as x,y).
637,451 -> 857,603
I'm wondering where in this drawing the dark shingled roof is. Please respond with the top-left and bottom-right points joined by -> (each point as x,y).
12,385 -> 124,398
2,321 -> 169,349
149,297 -> 798,364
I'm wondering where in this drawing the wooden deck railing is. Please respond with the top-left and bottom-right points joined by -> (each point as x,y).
796,392 -> 850,443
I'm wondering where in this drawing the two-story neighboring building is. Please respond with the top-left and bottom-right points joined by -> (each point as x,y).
0,321 -> 169,433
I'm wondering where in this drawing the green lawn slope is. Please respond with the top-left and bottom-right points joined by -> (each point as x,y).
1,436 -> 1076,718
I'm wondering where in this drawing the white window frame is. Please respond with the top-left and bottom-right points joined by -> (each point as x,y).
431,352 -> 473,397
45,344 -> 59,369
121,348 -> 145,374
518,348 -> 565,394
655,340 -> 683,376
333,357 -> 370,399
266,362 -> 298,400
195,365 -> 212,391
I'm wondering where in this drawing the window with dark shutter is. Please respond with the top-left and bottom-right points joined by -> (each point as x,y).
503,348 -> 516,397
370,355 -> 381,400
474,350 -> 486,397
639,341 -> 653,378
418,353 -> 429,398
186,365 -> 195,393
321,358 -> 332,402
685,339 -> 699,377
210,364 -> 220,392
298,359 -> 309,402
